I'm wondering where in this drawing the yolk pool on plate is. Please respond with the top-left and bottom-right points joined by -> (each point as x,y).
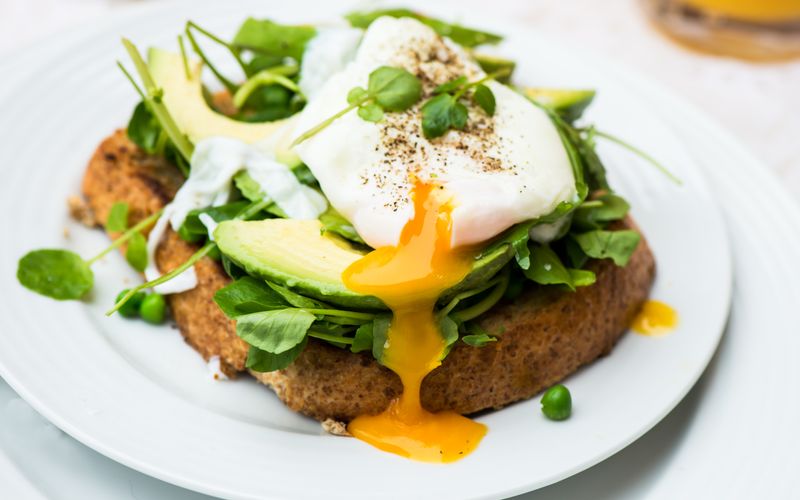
632,300 -> 678,336
343,181 -> 487,462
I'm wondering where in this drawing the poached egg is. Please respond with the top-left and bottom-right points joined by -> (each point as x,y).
293,16 -> 576,249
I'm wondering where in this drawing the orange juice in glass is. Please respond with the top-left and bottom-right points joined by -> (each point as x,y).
642,0 -> 800,61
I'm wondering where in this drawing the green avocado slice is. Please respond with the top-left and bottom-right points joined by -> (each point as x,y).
214,219 -> 514,310
522,88 -> 595,122
147,48 -> 300,165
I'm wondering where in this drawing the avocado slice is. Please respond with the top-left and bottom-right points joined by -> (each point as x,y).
147,48 -> 297,159
522,88 -> 595,122
214,219 -> 514,310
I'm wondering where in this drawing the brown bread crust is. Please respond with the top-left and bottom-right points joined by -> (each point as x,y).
82,131 -> 655,421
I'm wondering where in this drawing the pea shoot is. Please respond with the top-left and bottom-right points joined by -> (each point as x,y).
16,209 -> 162,301
420,70 -> 507,139
291,66 -> 422,146
541,384 -> 572,421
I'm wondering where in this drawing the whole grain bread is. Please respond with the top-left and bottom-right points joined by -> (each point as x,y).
82,131 -> 655,421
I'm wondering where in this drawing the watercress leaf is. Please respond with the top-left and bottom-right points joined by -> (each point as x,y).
347,86 -> 369,105
357,102 -> 384,122
127,101 -> 161,154
17,249 -> 93,300
246,339 -> 307,372
125,232 -> 148,272
344,9 -> 502,48
236,309 -> 315,354
523,244 -> 574,290
214,276 -> 290,318
462,333 -> 497,347
572,193 -> 630,230
439,314 -> 459,348
449,100 -> 469,129
568,268 -> 597,287
565,237 -> 589,268
265,281 -> 329,309
106,202 -> 129,233
434,76 -> 467,95
368,66 -> 422,111
507,221 -> 535,269
319,208 -> 366,245
371,315 -> 391,363
572,229 -> 641,266
421,94 -> 455,139
232,18 -> 316,62
351,323 -> 374,353
473,84 -> 496,115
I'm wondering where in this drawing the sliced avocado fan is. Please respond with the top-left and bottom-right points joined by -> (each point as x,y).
214,219 -> 514,310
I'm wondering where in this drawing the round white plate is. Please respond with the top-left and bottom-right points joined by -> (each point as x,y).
0,1 -> 732,498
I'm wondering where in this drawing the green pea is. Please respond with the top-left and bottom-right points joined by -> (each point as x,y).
116,289 -> 145,318
139,293 -> 167,324
541,384 -> 572,421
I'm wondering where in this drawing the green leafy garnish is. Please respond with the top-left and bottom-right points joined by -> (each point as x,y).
232,65 -> 300,110
246,339 -> 308,372
351,323 -> 374,353
292,66 -> 422,146
421,94 -> 468,139
125,232 -> 148,272
344,8 -> 502,48
17,210 -> 162,301
236,309 -> 316,354
524,244 -> 575,289
17,250 -> 94,301
126,102 -> 163,155
572,229 -> 641,267
108,198 -> 273,316
421,72 -> 503,139
106,202 -> 130,233
473,84 -> 496,115
232,18 -> 317,63
213,276 -> 289,317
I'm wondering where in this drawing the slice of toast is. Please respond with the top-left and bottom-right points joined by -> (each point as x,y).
82,131 -> 655,421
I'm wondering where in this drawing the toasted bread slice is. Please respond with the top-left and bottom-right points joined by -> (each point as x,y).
82,131 -> 655,421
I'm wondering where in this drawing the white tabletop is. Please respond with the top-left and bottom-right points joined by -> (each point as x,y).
1,1 -> 798,499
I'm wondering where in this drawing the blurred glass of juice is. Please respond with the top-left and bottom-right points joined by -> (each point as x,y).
642,0 -> 800,61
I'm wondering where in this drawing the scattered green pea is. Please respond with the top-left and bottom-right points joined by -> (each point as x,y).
139,293 -> 166,324
541,384 -> 572,421
116,289 -> 145,318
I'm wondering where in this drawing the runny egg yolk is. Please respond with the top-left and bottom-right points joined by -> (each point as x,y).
631,300 -> 678,336
342,181 -> 487,462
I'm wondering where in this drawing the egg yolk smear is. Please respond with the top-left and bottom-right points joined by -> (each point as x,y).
343,181 -> 487,462
631,300 -> 678,336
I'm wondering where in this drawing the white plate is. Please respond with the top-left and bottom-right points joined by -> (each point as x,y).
0,1 -> 732,498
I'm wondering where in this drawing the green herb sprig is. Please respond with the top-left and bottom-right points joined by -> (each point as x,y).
17,209 -> 162,301
421,71 -> 505,139
291,66 -> 422,147
107,197 -> 272,316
